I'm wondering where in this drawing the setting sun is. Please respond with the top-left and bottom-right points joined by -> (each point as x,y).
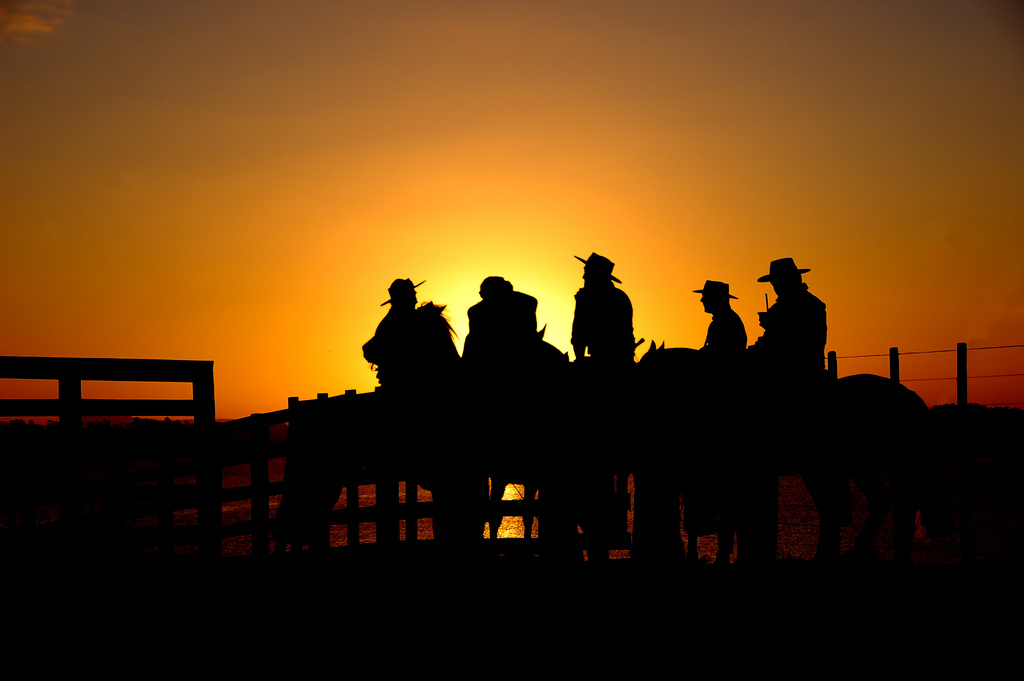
2,1 -> 1022,417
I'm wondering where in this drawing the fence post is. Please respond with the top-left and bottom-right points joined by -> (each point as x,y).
827,351 -> 837,380
347,475 -> 360,549
198,444 -> 222,561
193,363 -> 216,427
406,478 -> 419,541
58,375 -> 83,428
158,453 -> 174,558
955,342 -> 974,564
250,417 -> 270,559
956,342 -> 967,406
57,374 -> 83,556
889,347 -> 900,383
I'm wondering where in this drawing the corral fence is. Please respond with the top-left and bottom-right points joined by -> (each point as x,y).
0,356 -> 223,560
822,342 -> 1024,564
3,345 -> 1019,565
0,357 -> 628,562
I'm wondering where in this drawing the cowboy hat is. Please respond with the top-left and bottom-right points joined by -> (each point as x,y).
757,258 -> 810,283
693,280 -> 737,299
575,253 -> 621,283
381,279 -> 425,306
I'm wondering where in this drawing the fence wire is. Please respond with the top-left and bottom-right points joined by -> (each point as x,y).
833,343 -> 1024,407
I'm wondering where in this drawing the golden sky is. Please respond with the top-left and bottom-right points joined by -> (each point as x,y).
2,0 -> 1023,417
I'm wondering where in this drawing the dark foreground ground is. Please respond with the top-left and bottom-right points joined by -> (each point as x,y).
8,557 -> 1020,662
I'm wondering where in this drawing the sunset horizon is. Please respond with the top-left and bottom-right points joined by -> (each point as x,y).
3,0 -> 1023,418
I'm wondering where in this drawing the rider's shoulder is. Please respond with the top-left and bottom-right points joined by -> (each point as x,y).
806,291 -> 826,310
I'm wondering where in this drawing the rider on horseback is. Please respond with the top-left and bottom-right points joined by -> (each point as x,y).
748,258 -> 838,561
362,278 -> 459,393
463,276 -> 540,372
571,253 -> 635,366
747,257 -> 827,388
694,280 -> 747,361
689,281 -> 749,564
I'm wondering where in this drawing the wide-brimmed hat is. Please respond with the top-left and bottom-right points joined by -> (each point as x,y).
693,280 -> 737,299
575,253 -> 621,283
381,279 -> 424,306
757,258 -> 810,283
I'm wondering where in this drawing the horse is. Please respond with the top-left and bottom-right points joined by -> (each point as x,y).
472,327 -> 569,542
634,342 -> 949,563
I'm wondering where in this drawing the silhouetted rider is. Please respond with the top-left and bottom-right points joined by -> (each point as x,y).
566,253 -> 634,561
695,280 -> 747,360
571,253 -> 635,365
693,280 -> 748,564
363,278 -> 470,548
747,258 -> 832,562
748,258 -> 826,385
362,278 -> 459,392
463,276 -> 539,368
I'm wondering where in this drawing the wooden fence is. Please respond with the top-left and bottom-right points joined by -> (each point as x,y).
1,363 -> 623,562
0,356 -> 215,425
0,355 -> 219,559
2,345 -> 1002,565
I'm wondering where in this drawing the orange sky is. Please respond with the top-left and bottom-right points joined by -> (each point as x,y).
2,1 -> 1023,418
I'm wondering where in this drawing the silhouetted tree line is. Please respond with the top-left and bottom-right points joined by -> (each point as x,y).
1,417 -> 198,454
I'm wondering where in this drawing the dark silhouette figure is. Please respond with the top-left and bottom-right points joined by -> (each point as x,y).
361,279 -> 478,555
695,280 -> 747,358
829,374 -> 947,562
630,344 -> 693,563
557,251 -> 634,561
463,277 -> 541,369
746,258 -> 843,561
748,258 -> 827,384
633,342 -> 759,566
566,253 -> 635,560
571,253 -> 635,365
692,281 -> 747,565
636,341 -> 945,566
275,409 -> 349,555
362,279 -> 460,392
463,276 -> 566,544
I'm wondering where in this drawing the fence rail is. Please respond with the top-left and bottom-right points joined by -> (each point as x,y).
0,356 -> 215,425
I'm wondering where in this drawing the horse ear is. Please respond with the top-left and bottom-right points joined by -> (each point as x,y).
648,340 -> 656,354
658,341 -> 665,351
538,324 -> 547,340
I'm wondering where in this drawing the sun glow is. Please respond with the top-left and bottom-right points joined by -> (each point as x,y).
2,2 -> 1023,416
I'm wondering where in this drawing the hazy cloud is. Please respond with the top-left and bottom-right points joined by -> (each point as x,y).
0,0 -> 73,43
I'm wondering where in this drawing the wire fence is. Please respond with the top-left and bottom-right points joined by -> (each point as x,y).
832,343 -> 1024,407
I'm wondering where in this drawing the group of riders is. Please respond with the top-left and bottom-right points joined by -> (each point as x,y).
356,254 -> 832,563
363,253 -> 827,399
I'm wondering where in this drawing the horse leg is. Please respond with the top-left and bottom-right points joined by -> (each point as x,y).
522,483 -> 538,539
849,466 -> 891,558
886,465 -> 917,563
715,479 -> 737,565
686,529 -> 700,564
489,477 -> 507,540
801,467 -> 848,562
